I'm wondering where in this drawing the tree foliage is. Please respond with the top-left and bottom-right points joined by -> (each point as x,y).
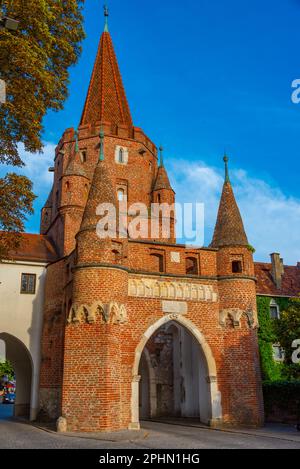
0,360 -> 14,381
0,0 -> 85,166
0,173 -> 36,259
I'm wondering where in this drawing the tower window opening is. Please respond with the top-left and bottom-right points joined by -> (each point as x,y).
232,261 -> 242,273
119,148 -> 124,163
151,253 -> 165,273
186,257 -> 198,275
81,150 -> 87,163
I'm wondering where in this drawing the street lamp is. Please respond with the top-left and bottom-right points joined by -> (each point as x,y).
0,16 -> 19,31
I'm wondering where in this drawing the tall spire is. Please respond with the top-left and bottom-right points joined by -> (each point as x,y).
210,156 -> 248,248
80,8 -> 133,128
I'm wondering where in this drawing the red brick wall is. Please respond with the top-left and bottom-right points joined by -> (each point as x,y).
39,127 -> 263,431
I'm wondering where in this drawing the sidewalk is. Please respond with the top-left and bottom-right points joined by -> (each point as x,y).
146,418 -> 300,443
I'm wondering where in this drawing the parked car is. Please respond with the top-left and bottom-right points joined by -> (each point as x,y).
2,381 -> 15,404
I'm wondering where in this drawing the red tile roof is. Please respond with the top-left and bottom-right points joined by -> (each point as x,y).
4,233 -> 58,263
80,31 -> 133,128
255,262 -> 300,297
210,181 -> 248,248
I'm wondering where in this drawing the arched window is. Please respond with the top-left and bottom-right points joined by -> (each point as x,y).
119,148 -> 124,163
117,189 -> 125,201
65,181 -> 70,191
186,257 -> 198,275
81,150 -> 87,163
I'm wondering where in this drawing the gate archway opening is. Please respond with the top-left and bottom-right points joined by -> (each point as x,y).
0,333 -> 32,419
130,315 -> 222,429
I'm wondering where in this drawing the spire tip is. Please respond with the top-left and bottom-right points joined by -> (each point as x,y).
104,4 -> 109,32
159,145 -> 164,167
223,154 -> 230,183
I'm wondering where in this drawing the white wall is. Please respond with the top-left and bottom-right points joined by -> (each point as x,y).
0,261 -> 46,420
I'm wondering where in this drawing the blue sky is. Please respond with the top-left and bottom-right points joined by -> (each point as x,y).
4,0 -> 300,263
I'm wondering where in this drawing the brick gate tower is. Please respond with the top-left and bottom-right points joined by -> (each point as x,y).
39,8 -> 264,432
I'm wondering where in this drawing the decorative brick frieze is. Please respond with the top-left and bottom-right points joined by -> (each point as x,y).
128,278 -> 218,302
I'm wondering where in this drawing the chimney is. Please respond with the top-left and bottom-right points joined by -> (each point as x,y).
270,253 -> 284,289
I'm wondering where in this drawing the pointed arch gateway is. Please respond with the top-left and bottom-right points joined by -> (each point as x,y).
129,315 -> 222,430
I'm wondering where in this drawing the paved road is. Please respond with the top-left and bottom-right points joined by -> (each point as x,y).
0,404 -> 299,449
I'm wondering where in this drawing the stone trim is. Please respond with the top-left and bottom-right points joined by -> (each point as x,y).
219,308 -> 257,329
67,302 -> 128,325
129,278 -> 218,302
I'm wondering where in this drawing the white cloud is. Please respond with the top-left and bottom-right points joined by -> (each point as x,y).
1,143 -> 299,265
168,159 -> 300,265
0,142 -> 55,234
16,142 -> 56,190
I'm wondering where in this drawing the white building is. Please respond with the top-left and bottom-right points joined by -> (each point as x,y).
0,234 -> 56,420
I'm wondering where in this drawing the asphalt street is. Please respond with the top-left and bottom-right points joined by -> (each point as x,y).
0,404 -> 299,449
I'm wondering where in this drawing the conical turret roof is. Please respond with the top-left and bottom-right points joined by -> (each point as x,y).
210,157 -> 248,248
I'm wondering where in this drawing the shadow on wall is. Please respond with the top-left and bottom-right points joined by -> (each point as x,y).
221,316 -> 264,427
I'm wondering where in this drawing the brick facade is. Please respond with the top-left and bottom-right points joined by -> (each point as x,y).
38,16 -> 264,432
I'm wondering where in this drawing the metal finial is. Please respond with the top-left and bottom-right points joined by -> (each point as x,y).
159,145 -> 164,167
99,128 -> 105,161
104,4 -> 109,32
223,154 -> 230,183
75,130 -> 79,153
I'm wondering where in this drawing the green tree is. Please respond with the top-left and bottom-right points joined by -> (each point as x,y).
0,360 -> 14,381
275,297 -> 300,380
0,0 -> 85,165
0,173 -> 36,259
0,1 -> 85,258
